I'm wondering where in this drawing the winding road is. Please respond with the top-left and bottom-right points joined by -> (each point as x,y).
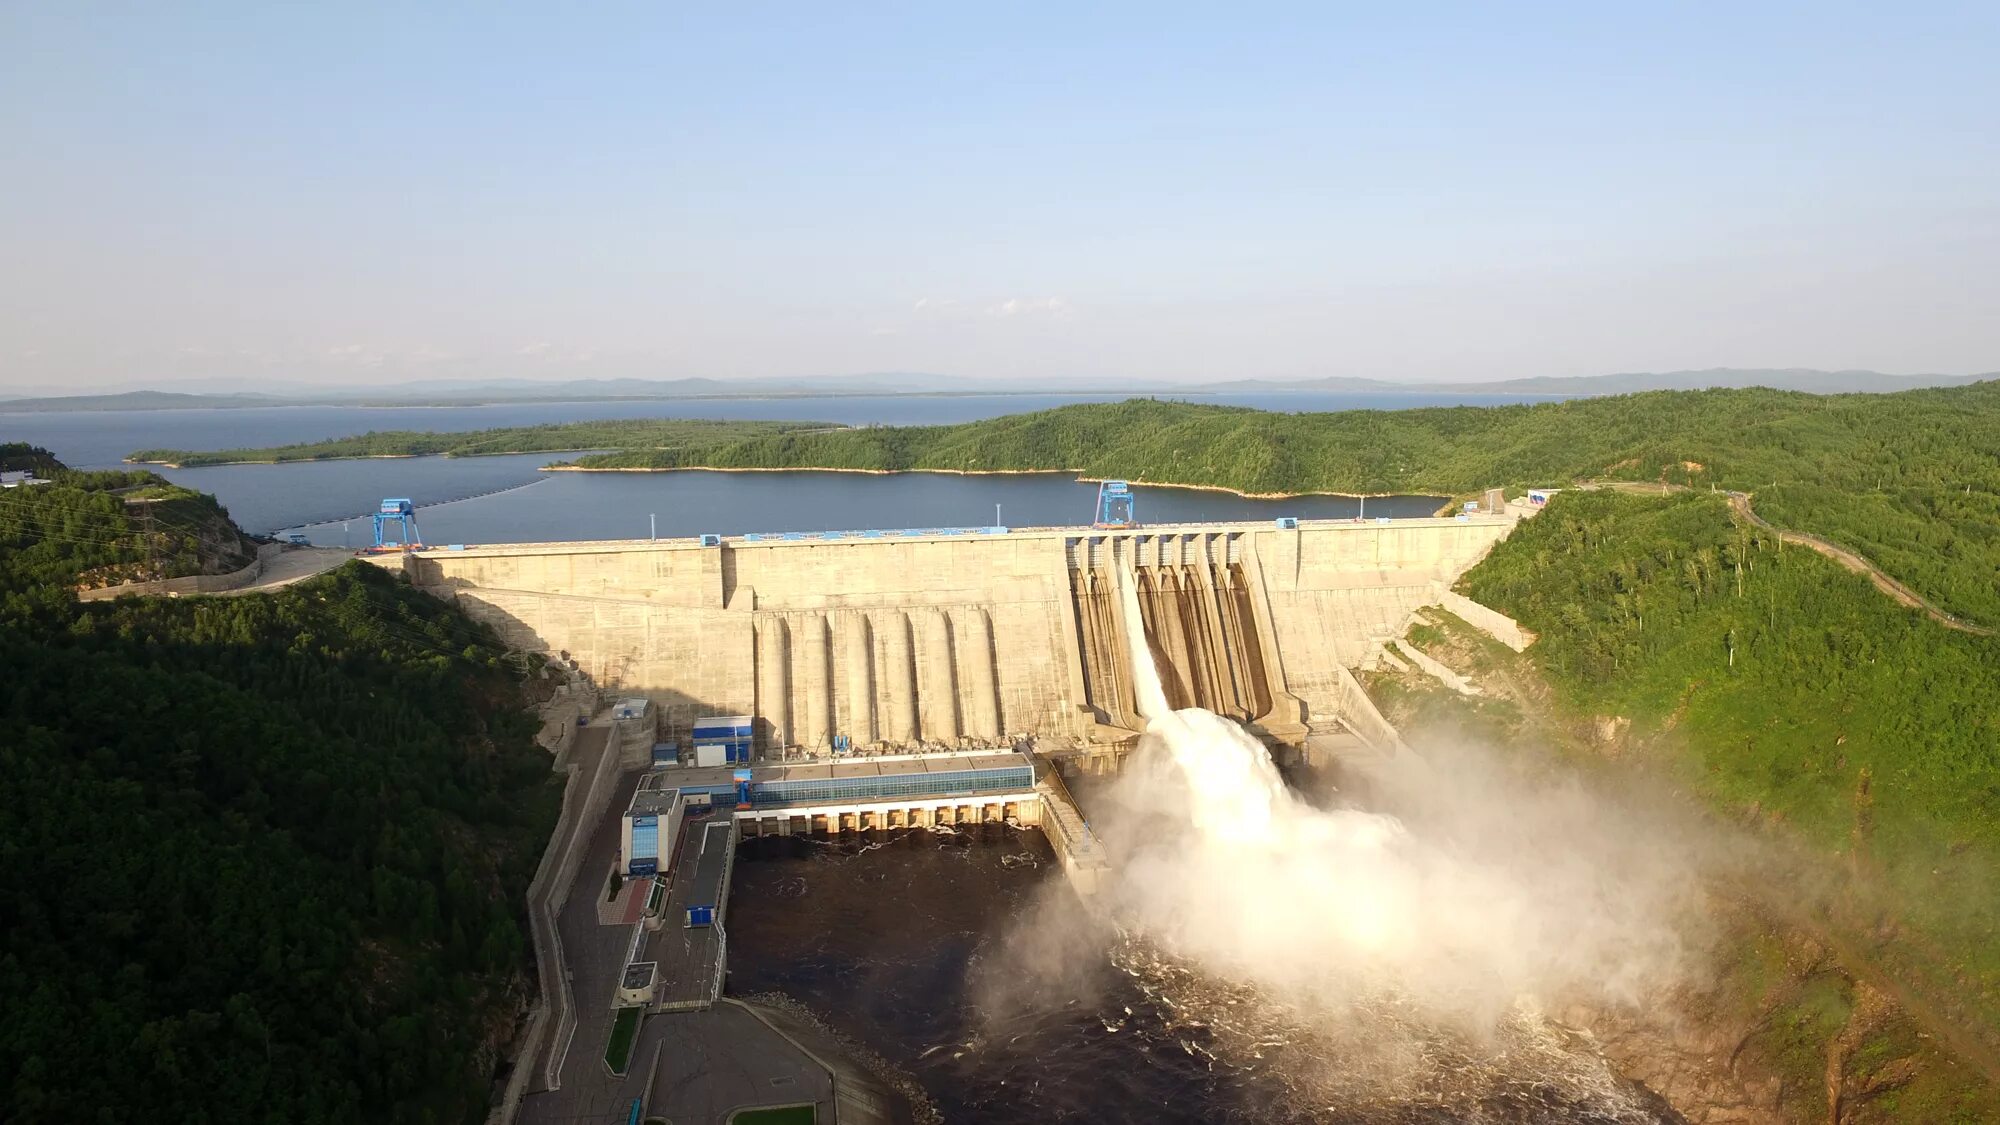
1581,481 -> 1994,637
1723,491 -> 1995,637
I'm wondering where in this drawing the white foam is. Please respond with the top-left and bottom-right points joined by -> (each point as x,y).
1104,562 -> 1695,1025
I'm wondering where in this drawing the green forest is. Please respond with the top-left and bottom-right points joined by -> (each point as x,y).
0,443 -> 255,590
128,417 -> 831,466
1460,490 -> 2000,1047
0,456 -> 560,1123
146,381 -> 2000,622
563,385 -> 2000,619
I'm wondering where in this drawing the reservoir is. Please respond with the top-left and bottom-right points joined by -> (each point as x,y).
281,468 -> 1443,546
0,391 -> 1541,538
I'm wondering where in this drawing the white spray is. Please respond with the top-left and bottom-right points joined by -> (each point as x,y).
1102,562 -> 1699,1031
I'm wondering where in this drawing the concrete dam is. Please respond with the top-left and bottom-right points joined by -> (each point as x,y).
374,513 -> 1518,758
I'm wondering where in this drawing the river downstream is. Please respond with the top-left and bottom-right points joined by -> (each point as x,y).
727,825 -> 1684,1124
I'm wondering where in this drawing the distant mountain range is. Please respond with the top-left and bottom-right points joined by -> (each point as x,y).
1,368 -> 1992,412
1189,368 -> 1999,395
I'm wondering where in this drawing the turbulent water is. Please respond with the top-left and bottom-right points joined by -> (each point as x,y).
724,564 -> 1697,1122
728,828 -> 1681,1124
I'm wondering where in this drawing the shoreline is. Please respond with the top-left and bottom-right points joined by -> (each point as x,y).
129,450 -> 1447,503
128,452 -> 427,469
540,462 -> 1430,501
125,449 -> 616,469
5,390 -> 1628,419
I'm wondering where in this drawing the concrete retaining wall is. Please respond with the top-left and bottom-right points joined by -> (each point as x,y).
1255,519 -> 1513,724
1395,639 -> 1482,696
1323,662 -> 1406,751
1435,587 -> 1536,652
77,542 -> 274,601
488,720 -> 616,1125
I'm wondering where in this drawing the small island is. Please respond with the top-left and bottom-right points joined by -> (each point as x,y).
126,418 -> 837,468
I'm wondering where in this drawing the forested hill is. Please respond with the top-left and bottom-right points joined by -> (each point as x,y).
0,456 -> 560,1122
567,382 -> 2000,623
128,417 -> 830,467
1459,489 -> 2000,1101
0,444 -> 255,594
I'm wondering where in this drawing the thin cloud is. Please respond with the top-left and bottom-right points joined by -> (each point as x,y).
987,296 -> 1068,318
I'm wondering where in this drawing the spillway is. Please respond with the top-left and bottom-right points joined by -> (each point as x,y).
1070,566 -> 1138,732
1065,535 -> 1287,743
1131,562 -> 1274,720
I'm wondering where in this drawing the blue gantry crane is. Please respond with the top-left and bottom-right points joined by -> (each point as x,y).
370,498 -> 424,551
1093,480 -> 1138,529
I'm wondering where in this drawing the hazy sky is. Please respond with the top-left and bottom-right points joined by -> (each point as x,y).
3,3 -> 1996,391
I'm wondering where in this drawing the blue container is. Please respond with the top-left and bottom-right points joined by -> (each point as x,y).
693,716 -> 754,765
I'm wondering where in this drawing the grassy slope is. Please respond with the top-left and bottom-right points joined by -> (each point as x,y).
1368,616 -> 1999,1123
1458,491 -> 2000,1067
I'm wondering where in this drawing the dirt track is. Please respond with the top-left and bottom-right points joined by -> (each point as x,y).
1725,492 -> 1995,637
1581,481 -> 1994,637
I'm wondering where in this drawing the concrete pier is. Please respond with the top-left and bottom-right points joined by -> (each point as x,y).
962,607 -> 1000,737
840,610 -> 875,745
879,610 -> 918,744
799,613 -> 832,751
756,617 -> 790,750
915,607 -> 958,742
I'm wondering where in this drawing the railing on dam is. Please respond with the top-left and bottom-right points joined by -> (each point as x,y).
743,764 -> 1037,808
393,510 -> 1516,558
1033,765 -> 1110,895
741,526 -> 1011,543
